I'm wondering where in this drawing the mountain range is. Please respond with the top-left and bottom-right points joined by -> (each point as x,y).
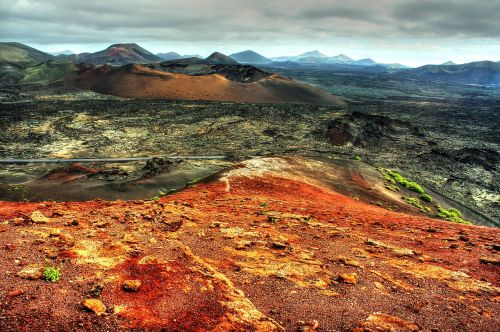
156,52 -> 202,61
267,50 -> 403,68
401,61 -> 500,86
229,50 -> 271,64
1,42 -> 499,86
0,42 -> 343,105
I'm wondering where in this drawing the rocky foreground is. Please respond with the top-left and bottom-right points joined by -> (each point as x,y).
0,157 -> 498,331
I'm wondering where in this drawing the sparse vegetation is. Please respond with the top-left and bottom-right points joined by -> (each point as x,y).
436,206 -> 471,224
43,266 -> 60,282
385,170 -> 425,194
402,196 -> 431,213
354,155 -> 362,161
385,184 -> 400,192
268,216 -> 279,223
420,193 -> 433,202
187,178 -> 202,186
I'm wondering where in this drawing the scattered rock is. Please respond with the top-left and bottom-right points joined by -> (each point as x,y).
338,273 -> 357,284
7,290 -> 24,297
93,221 -> 109,228
236,240 -> 252,250
49,233 -> 75,247
16,264 -> 44,280
297,319 -> 319,331
30,211 -> 50,224
480,257 -> 500,266
141,157 -> 183,178
83,298 -> 106,316
366,239 -> 386,248
89,284 -> 104,297
268,215 -> 280,223
392,248 -> 415,257
65,219 -> 79,226
122,233 -> 140,244
354,312 -> 420,332
338,256 -> 363,268
11,217 -> 26,226
122,279 -> 142,292
270,241 -> 287,249
160,219 -> 183,232
43,248 -> 58,259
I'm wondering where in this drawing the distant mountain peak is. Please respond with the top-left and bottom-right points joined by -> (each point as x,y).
229,50 -> 270,63
441,61 -> 456,65
206,52 -> 239,65
332,54 -> 353,61
107,43 -> 140,49
49,50 -> 75,56
299,50 -> 327,58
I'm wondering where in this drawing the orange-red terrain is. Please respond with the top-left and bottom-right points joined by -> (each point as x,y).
72,64 -> 343,105
0,157 -> 498,331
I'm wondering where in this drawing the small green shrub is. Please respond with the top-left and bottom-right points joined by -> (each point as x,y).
385,170 -> 425,194
420,193 -> 433,202
383,173 -> 397,185
385,184 -> 400,192
354,156 -> 362,161
402,196 -> 429,213
436,206 -> 471,224
44,267 -> 60,282
405,181 -> 425,194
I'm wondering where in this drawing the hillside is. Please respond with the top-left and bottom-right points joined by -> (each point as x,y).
75,43 -> 161,65
0,42 -> 56,86
156,52 -> 183,61
205,52 -> 239,65
0,42 -> 54,65
403,61 -> 500,85
20,60 -> 77,85
72,63 -> 342,105
0,157 -> 498,331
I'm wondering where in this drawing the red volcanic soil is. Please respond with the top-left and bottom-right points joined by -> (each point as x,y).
0,157 -> 498,331
72,64 -> 343,105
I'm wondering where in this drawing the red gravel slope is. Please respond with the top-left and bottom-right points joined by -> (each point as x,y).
0,157 -> 498,331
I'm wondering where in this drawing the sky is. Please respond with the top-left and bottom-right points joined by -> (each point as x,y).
1,0 -> 499,67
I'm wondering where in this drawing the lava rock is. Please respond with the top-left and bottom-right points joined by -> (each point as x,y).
122,279 -> 142,292
16,264 -> 44,280
338,273 -> 357,284
82,299 -> 106,316
30,211 -> 50,224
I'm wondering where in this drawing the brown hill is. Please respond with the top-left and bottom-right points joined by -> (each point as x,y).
75,43 -> 161,65
72,63 -> 343,105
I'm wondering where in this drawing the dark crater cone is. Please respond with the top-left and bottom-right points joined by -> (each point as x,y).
152,63 -> 273,83
320,111 -> 421,146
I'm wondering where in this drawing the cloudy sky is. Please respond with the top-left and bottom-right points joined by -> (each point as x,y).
1,0 -> 499,66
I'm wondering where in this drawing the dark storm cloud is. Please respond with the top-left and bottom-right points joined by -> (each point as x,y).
0,0 -> 499,44
393,0 -> 500,37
